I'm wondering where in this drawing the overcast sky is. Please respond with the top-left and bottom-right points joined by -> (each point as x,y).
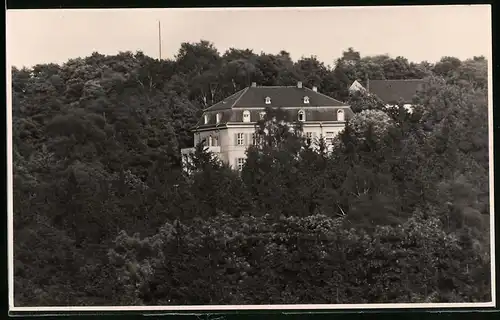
6,5 -> 491,68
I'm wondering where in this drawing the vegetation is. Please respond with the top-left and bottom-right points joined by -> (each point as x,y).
12,42 -> 490,306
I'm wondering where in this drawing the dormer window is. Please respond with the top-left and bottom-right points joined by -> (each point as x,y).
259,112 -> 266,120
243,110 -> 251,123
265,97 -> 271,105
298,110 -> 306,122
337,109 -> 345,122
204,114 -> 209,124
216,113 -> 222,124
303,96 -> 310,104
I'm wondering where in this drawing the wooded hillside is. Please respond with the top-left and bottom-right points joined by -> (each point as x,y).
12,42 -> 490,305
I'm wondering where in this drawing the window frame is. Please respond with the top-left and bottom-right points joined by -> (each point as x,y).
337,109 -> 345,122
237,133 -> 245,146
305,132 -> 313,144
325,131 -> 335,145
237,157 -> 246,171
243,110 -> 251,123
298,109 -> 306,122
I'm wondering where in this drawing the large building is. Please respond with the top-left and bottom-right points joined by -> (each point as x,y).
181,82 -> 354,170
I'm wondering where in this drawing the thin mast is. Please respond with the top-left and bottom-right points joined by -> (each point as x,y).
158,20 -> 162,60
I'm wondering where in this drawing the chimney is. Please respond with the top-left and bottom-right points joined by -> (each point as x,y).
297,81 -> 303,88
251,82 -> 257,87
312,86 -> 318,92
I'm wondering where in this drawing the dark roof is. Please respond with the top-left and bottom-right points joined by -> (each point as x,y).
195,84 -> 352,129
203,89 -> 247,112
195,106 -> 353,129
204,85 -> 348,112
367,79 -> 427,104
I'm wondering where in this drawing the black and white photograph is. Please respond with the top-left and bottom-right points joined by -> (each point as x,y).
7,5 -> 494,311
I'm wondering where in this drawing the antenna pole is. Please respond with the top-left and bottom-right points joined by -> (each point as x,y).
158,20 -> 162,60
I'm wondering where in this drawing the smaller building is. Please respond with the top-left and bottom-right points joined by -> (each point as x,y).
349,79 -> 427,112
348,80 -> 367,93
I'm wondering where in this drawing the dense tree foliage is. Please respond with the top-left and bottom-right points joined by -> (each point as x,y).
12,43 -> 490,306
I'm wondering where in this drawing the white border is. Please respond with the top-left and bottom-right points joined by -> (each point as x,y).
8,302 -> 497,312
7,5 -> 495,313
6,5 -> 491,14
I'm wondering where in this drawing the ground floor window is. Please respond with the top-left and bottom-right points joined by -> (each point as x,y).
236,157 -> 246,171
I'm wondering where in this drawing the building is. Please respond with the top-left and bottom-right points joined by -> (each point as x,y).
348,80 -> 366,93
181,82 -> 354,170
349,79 -> 427,112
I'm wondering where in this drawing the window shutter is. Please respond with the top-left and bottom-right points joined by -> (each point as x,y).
234,133 -> 238,146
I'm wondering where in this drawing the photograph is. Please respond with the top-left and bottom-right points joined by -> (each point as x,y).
7,5 -> 494,311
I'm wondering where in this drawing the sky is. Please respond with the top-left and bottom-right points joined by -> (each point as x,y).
6,5 -> 492,68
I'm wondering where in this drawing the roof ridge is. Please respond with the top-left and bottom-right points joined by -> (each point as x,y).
231,87 -> 249,108
304,87 -> 348,106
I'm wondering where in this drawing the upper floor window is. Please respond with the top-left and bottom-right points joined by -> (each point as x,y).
325,132 -> 335,145
265,97 -> 271,105
251,133 -> 257,145
259,111 -> 266,120
209,135 -> 219,147
204,114 -> 209,124
337,109 -> 345,122
236,133 -> 245,146
216,113 -> 222,124
298,110 -> 306,122
243,110 -> 251,123
305,132 -> 313,145
303,96 -> 310,104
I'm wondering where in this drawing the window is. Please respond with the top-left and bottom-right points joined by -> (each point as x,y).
298,110 -> 306,122
303,96 -> 310,104
216,113 -> 222,124
265,96 -> 271,104
326,132 -> 335,145
204,114 -> 209,124
207,136 -> 213,146
251,133 -> 257,145
236,158 -> 246,171
259,112 -> 266,120
243,110 -> 251,123
306,132 -> 313,144
211,135 -> 219,147
237,133 -> 244,146
337,109 -> 345,122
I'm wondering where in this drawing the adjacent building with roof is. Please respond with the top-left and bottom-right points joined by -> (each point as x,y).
349,79 -> 427,111
181,81 -> 354,170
